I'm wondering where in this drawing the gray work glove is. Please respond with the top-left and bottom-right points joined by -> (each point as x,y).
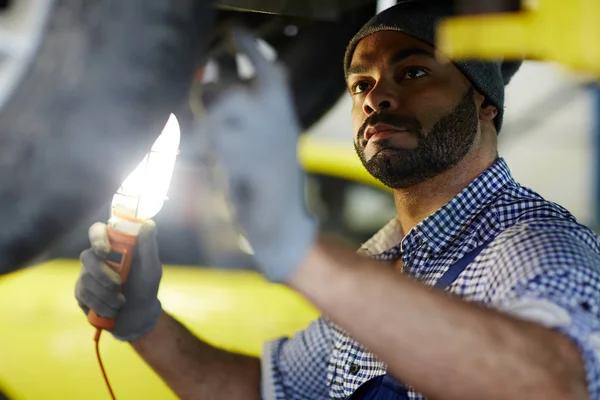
198,27 -> 318,283
75,220 -> 162,341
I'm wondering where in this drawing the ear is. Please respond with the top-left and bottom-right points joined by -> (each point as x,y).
478,97 -> 498,122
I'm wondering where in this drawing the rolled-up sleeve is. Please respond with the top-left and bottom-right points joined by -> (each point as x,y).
501,295 -> 600,399
492,225 -> 600,398
261,317 -> 334,400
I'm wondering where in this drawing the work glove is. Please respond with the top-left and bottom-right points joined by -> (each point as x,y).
197,27 -> 318,283
75,220 -> 162,341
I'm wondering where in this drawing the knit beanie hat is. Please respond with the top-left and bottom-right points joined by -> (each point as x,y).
343,0 -> 522,132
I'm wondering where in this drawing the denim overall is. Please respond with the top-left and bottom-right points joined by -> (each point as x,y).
347,240 -> 493,400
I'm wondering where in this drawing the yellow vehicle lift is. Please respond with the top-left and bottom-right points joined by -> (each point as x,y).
437,0 -> 600,77
436,0 -> 600,224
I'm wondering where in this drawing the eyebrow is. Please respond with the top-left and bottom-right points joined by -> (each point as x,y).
347,47 -> 435,76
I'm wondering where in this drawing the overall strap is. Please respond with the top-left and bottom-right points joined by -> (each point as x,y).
433,239 -> 494,290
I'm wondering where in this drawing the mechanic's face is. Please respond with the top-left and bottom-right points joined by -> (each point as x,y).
348,31 -> 480,189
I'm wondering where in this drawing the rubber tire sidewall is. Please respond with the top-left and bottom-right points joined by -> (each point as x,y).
0,0 -> 214,272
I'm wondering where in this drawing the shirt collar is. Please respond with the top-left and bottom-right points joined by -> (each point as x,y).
416,158 -> 514,254
358,217 -> 403,257
360,158 -> 515,258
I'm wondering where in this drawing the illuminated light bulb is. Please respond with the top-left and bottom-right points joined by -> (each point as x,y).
109,113 -> 181,235
88,113 -> 180,331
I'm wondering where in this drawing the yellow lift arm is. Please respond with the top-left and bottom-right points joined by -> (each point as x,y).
437,0 -> 600,77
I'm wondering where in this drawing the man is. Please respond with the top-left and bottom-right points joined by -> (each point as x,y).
75,2 -> 600,399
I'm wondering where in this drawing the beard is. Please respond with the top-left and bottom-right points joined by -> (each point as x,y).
354,87 -> 479,189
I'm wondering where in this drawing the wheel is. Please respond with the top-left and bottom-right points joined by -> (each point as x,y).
0,0 -> 214,274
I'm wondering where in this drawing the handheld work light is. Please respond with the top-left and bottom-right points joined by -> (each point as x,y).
88,113 -> 180,330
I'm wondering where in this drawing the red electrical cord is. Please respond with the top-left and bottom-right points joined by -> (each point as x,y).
94,328 -> 117,400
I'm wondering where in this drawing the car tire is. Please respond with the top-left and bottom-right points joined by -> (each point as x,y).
0,0 -> 214,274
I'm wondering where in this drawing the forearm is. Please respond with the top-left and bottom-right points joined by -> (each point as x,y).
289,239 -> 587,400
131,311 -> 261,400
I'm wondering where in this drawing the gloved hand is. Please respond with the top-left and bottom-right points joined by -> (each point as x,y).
75,220 -> 162,341
198,27 -> 318,283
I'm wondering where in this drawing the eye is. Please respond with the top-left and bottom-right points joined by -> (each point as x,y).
401,67 -> 427,80
350,80 -> 372,95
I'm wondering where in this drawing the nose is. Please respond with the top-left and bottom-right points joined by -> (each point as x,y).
362,81 -> 398,115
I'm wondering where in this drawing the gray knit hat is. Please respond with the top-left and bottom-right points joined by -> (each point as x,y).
344,0 -> 522,132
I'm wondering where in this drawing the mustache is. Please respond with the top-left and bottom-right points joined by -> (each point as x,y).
358,112 -> 422,142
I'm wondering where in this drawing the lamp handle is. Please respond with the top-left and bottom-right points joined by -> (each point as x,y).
87,226 -> 139,330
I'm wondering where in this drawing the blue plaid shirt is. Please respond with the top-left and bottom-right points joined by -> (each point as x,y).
261,158 -> 600,400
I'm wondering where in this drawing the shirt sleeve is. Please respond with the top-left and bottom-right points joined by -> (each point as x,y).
491,223 -> 600,399
261,317 -> 334,400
